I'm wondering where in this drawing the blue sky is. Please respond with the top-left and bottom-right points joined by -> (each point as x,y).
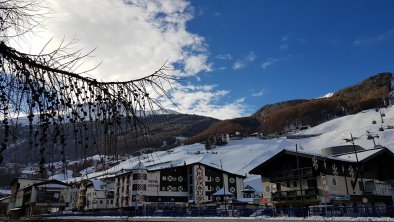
186,0 -> 394,113
18,0 -> 394,119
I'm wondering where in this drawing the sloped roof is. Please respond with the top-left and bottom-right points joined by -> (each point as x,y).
332,147 -> 390,162
249,146 -> 393,175
132,162 -> 147,170
241,185 -> 255,193
212,187 -> 234,196
32,180 -> 72,189
91,179 -> 106,191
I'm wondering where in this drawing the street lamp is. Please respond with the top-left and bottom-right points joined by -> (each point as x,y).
211,160 -> 228,217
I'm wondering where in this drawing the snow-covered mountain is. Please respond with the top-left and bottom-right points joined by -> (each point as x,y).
65,106 -> 394,184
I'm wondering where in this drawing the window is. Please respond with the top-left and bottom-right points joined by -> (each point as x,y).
161,186 -> 166,191
359,181 -> 364,192
100,200 -> 103,204
293,181 -> 297,187
133,174 -> 139,180
286,181 -> 290,187
162,176 -> 167,181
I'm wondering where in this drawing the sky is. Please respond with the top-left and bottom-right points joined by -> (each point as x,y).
13,0 -> 394,120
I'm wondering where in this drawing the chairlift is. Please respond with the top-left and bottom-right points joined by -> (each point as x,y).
372,120 -> 377,124
379,127 -> 384,132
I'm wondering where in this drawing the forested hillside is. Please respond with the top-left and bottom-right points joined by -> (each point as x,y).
188,72 -> 392,142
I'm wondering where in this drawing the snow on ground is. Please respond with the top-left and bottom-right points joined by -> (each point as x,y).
80,166 -> 95,175
65,106 -> 394,184
0,189 -> 11,195
47,216 -> 394,221
50,170 -> 73,181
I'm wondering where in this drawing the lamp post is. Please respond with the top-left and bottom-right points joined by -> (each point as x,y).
211,160 -> 227,217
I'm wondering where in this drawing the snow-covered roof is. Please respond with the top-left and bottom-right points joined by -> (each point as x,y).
91,179 -> 106,191
333,147 -> 387,162
49,170 -> 73,181
0,189 -> 11,195
212,188 -> 234,196
36,183 -> 69,189
63,106 -> 394,184
80,166 -> 95,175
132,162 -> 147,170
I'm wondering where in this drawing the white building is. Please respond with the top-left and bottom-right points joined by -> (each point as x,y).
113,161 -> 245,210
85,179 -> 114,211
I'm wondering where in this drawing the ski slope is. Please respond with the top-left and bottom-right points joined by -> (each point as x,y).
65,107 -> 394,186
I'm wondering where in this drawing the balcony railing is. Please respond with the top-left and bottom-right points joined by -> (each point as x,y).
272,188 -> 318,201
272,167 -> 313,181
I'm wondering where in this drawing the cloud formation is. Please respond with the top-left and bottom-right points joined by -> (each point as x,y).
353,30 -> 394,46
232,51 -> 256,70
252,91 -> 265,97
10,0 -> 247,119
261,57 -> 278,69
216,53 -> 233,60
160,84 -> 247,120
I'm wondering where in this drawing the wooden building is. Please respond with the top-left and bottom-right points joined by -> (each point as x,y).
249,146 -> 394,208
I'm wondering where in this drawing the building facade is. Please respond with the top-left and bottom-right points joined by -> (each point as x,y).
7,180 -> 72,217
113,162 -> 245,210
250,147 -> 394,208
85,178 -> 115,211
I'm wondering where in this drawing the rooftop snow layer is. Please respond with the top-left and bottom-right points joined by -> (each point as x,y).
65,106 -> 394,184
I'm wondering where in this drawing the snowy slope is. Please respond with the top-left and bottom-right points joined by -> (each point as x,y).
66,106 -> 394,183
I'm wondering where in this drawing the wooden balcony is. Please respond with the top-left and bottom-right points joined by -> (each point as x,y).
272,188 -> 318,201
272,167 -> 314,181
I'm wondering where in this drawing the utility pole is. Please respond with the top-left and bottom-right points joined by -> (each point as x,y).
295,144 -> 305,217
344,133 -> 367,204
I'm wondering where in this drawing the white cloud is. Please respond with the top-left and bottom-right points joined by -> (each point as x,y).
233,61 -> 246,70
213,12 -> 221,16
232,51 -> 256,70
252,91 -> 264,97
12,0 -> 211,80
216,53 -> 233,60
246,51 -> 256,62
8,0 -> 252,119
282,34 -> 291,41
261,57 -> 278,69
353,30 -> 394,46
160,84 -> 248,120
279,43 -> 288,50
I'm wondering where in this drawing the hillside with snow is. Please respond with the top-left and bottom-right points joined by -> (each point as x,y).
64,106 -> 394,187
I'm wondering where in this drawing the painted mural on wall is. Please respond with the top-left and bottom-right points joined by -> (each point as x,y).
195,165 -> 205,204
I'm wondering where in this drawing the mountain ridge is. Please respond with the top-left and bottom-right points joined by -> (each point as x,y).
187,72 -> 392,143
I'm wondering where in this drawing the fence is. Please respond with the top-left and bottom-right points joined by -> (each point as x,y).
49,205 -> 394,218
